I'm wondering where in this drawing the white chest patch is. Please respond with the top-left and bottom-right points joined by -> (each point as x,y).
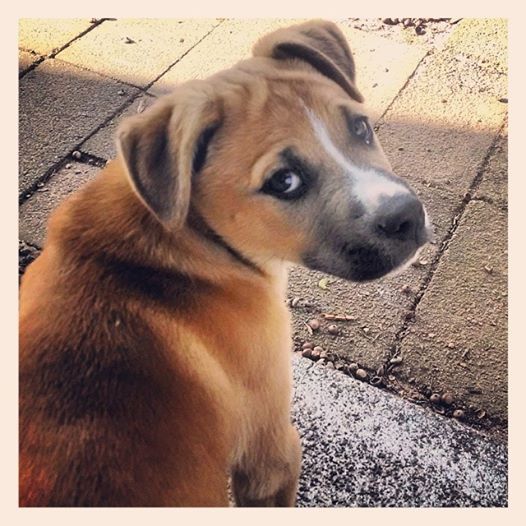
305,109 -> 410,213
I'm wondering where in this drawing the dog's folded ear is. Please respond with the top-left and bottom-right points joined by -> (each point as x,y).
117,86 -> 221,229
253,19 -> 364,103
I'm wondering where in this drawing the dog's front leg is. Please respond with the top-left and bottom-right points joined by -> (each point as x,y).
232,424 -> 301,507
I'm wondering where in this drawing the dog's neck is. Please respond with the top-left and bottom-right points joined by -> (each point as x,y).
48,160 -> 288,295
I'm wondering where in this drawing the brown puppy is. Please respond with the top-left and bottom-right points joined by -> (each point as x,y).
19,20 -> 430,507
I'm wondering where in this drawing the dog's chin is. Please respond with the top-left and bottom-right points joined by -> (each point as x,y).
303,243 -> 424,283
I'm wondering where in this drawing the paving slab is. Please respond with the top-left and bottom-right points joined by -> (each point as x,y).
18,18 -> 94,56
19,59 -> 140,195
444,18 -> 507,74
81,93 -> 156,160
475,125 -> 508,208
397,200 -> 507,423
378,19 -> 507,196
18,49 -> 41,74
150,18 -> 309,96
337,24 -> 428,123
292,356 -> 507,507
19,162 -> 100,248
57,19 -> 220,89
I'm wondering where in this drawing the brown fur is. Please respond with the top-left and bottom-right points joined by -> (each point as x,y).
19,20 -> 420,507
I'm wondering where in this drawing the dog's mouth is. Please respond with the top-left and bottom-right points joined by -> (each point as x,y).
302,231 -> 430,283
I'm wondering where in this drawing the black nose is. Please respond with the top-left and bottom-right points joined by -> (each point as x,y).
375,193 -> 426,243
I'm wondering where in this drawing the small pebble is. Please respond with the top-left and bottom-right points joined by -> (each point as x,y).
498,97 -> 508,103
441,392 -> 454,406
179,38 -> 185,43
370,376 -> 383,386
483,265 -> 494,274
429,393 -> 441,404
319,351 -> 328,360
362,327 -> 370,334
447,343 -> 455,349
313,346 -> 324,354
452,409 -> 465,419
307,319 -> 320,331
348,363 -> 359,373
326,362 -> 335,370
72,151 -> 81,160
390,356 -> 403,365
302,341 -> 314,350
327,324 -> 339,335
310,349 -> 321,360
301,349 -> 312,358
118,90 -> 126,96
355,368 -> 368,381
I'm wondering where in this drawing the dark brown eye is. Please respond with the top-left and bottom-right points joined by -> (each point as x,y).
351,117 -> 372,145
261,169 -> 305,200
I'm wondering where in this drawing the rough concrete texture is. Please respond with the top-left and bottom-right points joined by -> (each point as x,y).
292,356 -> 507,507
378,21 -> 507,197
19,162 -> 100,248
337,24 -> 428,123
18,18 -> 94,56
444,18 -> 507,75
81,93 -> 156,159
57,19 -> 220,89
398,199 -> 507,423
476,125 -> 508,208
150,19 -> 308,96
19,50 -> 41,74
19,59 -> 139,195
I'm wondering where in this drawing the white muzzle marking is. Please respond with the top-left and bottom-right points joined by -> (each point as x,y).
305,108 -> 410,213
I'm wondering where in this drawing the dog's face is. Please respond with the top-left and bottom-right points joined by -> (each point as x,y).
118,20 -> 432,282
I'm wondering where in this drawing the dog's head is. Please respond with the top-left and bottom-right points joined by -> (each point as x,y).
117,20 -> 432,281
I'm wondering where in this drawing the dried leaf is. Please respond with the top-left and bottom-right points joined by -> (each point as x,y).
318,277 -> 330,290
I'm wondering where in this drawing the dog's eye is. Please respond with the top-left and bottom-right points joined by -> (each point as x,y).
351,117 -> 372,145
261,169 -> 305,199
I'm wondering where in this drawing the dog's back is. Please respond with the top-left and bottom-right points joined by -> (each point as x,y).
19,166 -> 234,506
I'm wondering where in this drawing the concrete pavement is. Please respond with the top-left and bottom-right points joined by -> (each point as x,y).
19,18 -> 508,506
292,356 -> 507,507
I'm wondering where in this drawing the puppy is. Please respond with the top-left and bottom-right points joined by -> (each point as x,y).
19,20 -> 430,506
